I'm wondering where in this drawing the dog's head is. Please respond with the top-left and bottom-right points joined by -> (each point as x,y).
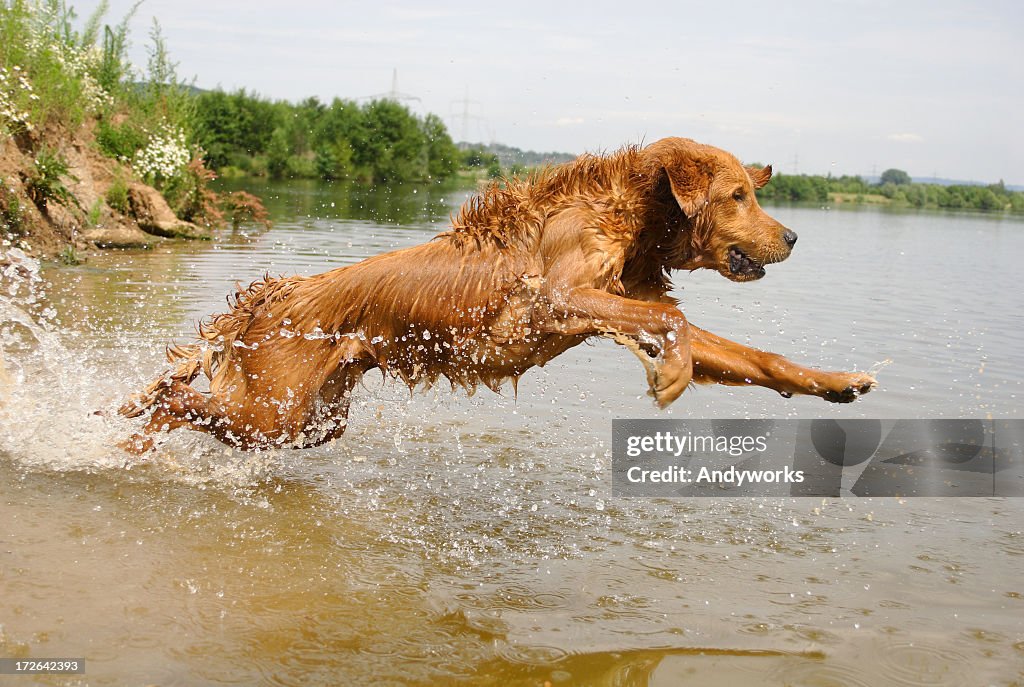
642,137 -> 797,282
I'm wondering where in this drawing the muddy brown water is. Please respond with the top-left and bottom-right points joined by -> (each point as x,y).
2,179 -> 1023,685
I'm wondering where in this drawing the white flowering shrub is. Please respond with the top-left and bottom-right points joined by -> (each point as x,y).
0,66 -> 38,133
133,125 -> 191,184
22,4 -> 113,115
52,43 -> 112,114
0,0 -> 115,128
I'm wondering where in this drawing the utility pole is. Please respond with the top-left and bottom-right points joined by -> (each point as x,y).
448,87 -> 487,143
361,68 -> 420,105
450,86 -> 484,143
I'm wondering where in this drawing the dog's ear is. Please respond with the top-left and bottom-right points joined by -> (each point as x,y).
642,138 -> 714,218
747,164 -> 772,190
663,160 -> 713,218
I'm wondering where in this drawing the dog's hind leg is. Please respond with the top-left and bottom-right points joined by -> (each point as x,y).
119,380 -> 218,455
296,360 -> 373,448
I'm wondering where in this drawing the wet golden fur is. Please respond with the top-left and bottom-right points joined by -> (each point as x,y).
120,137 -> 876,451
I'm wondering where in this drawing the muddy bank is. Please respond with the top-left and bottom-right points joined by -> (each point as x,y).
0,121 -> 207,258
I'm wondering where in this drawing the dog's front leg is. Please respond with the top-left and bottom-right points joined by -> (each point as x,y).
539,287 -> 692,407
690,325 -> 876,402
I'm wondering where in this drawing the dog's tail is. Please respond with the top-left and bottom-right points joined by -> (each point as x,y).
117,343 -> 206,418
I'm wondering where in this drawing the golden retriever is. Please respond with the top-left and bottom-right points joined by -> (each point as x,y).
119,137 -> 876,452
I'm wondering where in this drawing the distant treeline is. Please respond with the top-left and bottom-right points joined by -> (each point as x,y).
757,171 -> 1024,213
190,89 -> 585,184
192,90 -> 461,184
462,142 -> 576,169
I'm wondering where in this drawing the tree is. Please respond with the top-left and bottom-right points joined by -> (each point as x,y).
356,99 -> 427,183
289,97 -> 326,155
421,114 -> 458,180
879,168 -> 911,185
193,90 -> 236,168
266,127 -> 290,179
184,86 -> 513,184
315,139 -> 354,181
461,147 -> 493,168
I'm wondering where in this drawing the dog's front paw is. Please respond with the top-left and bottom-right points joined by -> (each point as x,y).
648,363 -> 693,409
821,372 -> 876,403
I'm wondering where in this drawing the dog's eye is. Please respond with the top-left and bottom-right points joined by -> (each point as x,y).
732,190 -> 746,202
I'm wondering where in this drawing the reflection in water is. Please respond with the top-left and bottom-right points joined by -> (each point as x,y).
218,176 -> 475,229
1,183 -> 1023,685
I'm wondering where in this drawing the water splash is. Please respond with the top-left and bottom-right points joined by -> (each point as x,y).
0,249 -> 257,479
0,248 -> 131,470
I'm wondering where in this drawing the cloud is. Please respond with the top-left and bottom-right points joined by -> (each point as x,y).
385,7 -> 471,21
887,133 -> 924,143
556,117 -> 585,127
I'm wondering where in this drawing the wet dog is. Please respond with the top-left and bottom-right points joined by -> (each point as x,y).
120,137 -> 876,452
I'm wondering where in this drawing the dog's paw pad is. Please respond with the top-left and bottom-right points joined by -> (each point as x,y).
823,386 -> 856,403
822,373 -> 876,404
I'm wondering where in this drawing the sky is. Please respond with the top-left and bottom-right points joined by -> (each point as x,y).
85,0 -> 1023,184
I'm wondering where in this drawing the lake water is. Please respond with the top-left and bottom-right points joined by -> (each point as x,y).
2,179 -> 1023,685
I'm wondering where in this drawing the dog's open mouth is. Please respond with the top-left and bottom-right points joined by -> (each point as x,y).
728,246 -> 766,279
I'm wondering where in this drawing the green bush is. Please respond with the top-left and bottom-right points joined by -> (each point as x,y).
58,244 -> 81,265
1,184 -> 23,236
87,197 -> 102,225
285,155 -> 316,179
215,165 -> 247,180
96,118 -> 146,159
105,175 -> 129,213
218,153 -> 248,174
248,155 -> 268,177
26,147 -> 77,209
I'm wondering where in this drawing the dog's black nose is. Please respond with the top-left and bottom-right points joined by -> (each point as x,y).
782,230 -> 798,248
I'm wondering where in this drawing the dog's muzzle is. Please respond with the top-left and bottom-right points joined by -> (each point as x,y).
728,246 -> 766,279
